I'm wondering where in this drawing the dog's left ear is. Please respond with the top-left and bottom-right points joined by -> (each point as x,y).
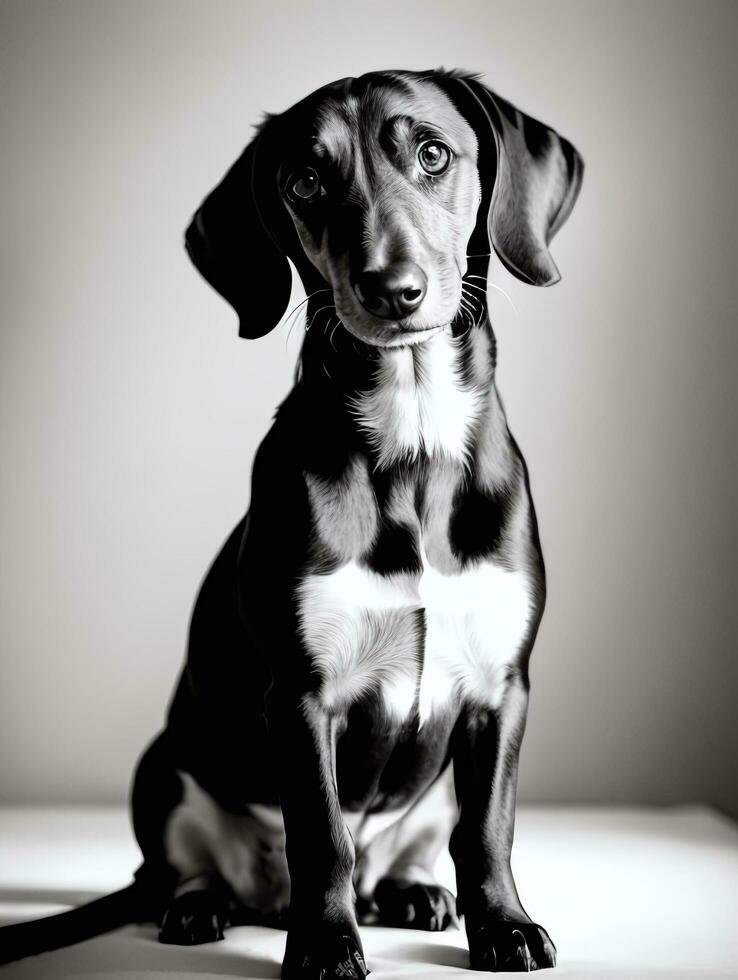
439,73 -> 584,286
184,120 -> 293,339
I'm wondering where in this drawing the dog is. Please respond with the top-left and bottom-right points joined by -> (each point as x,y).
0,68 -> 582,975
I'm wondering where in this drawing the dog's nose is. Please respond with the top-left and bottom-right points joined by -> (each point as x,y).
353,264 -> 427,319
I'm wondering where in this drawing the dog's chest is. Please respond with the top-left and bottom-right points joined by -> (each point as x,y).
298,335 -> 534,722
296,551 -> 534,723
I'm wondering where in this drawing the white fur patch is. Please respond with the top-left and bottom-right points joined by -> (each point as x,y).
164,772 -> 290,914
416,548 -> 534,720
350,330 -> 483,468
297,553 -> 533,721
296,563 -> 421,717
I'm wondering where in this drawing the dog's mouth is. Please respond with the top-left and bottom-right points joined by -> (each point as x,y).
341,318 -> 448,349
396,319 -> 444,333
377,322 -> 448,348
335,301 -> 453,349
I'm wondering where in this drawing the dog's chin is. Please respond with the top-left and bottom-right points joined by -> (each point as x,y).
341,317 -> 450,350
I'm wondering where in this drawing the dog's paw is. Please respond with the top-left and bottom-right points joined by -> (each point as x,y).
158,889 -> 228,945
467,918 -> 556,972
282,929 -> 369,979
373,878 -> 458,931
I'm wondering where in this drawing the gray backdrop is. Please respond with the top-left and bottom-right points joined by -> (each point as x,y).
1,0 -> 736,817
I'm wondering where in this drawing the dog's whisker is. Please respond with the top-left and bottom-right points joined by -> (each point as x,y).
460,288 -> 483,321
463,281 -> 488,299
487,282 -> 518,316
459,296 -> 476,322
286,298 -> 332,347
456,307 -> 471,331
465,275 -> 517,316
284,297 -> 312,336
458,302 -> 478,334
285,307 -> 306,345
308,302 -> 336,321
283,288 -> 333,335
328,316 -> 341,351
306,303 -> 337,332
461,284 -> 481,305
287,286 -> 333,316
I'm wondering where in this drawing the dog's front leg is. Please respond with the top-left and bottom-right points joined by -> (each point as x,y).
451,674 -> 556,973
275,694 -> 368,980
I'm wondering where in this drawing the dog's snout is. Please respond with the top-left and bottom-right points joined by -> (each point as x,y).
353,264 -> 427,320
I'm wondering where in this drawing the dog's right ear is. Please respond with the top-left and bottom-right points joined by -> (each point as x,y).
185,123 -> 292,339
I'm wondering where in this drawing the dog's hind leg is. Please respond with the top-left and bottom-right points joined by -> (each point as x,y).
157,806 -> 230,946
357,766 -> 459,932
158,770 -> 294,943
129,730 -> 183,919
131,733 -> 230,945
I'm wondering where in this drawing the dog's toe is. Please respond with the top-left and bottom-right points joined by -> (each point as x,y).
282,929 -> 369,979
158,889 -> 228,945
467,919 -> 556,972
374,878 -> 458,931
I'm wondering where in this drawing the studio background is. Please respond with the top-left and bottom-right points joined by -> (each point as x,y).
1,0 -> 736,818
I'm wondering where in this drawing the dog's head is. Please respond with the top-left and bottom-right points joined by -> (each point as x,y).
185,70 -> 583,346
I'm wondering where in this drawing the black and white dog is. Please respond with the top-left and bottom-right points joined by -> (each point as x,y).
0,69 -> 582,975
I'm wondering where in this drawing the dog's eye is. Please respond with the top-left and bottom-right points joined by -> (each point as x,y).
290,168 -> 322,201
418,140 -> 451,176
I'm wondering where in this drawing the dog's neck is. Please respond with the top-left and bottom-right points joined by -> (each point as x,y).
348,327 -> 491,469
296,291 -> 503,471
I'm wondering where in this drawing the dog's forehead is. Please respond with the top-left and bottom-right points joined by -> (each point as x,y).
311,77 -> 476,161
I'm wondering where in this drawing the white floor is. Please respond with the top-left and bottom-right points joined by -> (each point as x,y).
0,805 -> 736,979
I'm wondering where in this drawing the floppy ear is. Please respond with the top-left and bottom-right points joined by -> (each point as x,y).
184,124 -> 292,339
440,73 -> 584,286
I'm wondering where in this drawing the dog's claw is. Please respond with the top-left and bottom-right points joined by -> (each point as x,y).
467,920 -> 555,972
374,878 -> 457,932
158,889 -> 227,945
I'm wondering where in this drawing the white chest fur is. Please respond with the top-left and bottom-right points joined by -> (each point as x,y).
349,331 -> 483,468
296,554 -> 533,721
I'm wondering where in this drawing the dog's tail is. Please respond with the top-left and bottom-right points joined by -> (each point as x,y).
0,881 -> 146,965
